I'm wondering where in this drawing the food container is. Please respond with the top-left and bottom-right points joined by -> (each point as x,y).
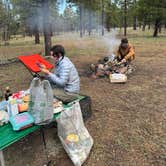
109,73 -> 127,83
9,112 -> 34,131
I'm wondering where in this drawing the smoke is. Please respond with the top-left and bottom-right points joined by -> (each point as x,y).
101,29 -> 121,55
22,0 -> 121,55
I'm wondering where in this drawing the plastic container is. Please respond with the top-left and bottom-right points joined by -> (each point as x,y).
109,73 -> 127,83
18,103 -> 28,112
0,110 -> 9,126
0,100 -> 8,110
7,98 -> 19,116
9,112 -> 34,131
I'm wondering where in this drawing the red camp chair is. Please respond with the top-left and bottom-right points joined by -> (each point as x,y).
18,54 -> 54,77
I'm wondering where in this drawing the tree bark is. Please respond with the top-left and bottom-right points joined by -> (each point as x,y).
106,1 -> 111,32
148,23 -> 150,30
159,25 -> 162,33
106,26 -> 110,32
124,0 -> 127,36
42,0 -> 52,56
142,23 -> 146,31
34,24 -> 40,44
88,10 -> 92,36
153,18 -> 160,37
2,28 -> 6,41
79,3 -> 83,38
4,0 -> 10,42
101,0 -> 104,36
133,0 -> 136,30
83,8 -> 86,35
50,24 -> 53,36
133,16 -> 137,30
142,19 -> 146,31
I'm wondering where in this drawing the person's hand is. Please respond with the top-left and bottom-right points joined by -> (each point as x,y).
40,68 -> 50,74
40,64 -> 46,69
39,64 -> 50,74
121,59 -> 127,64
105,70 -> 110,76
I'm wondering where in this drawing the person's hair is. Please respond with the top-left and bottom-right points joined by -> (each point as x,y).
50,45 -> 65,58
121,38 -> 128,44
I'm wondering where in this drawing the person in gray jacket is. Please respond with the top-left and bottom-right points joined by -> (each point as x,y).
40,45 -> 80,102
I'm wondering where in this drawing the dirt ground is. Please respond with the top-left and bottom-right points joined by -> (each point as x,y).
0,32 -> 166,166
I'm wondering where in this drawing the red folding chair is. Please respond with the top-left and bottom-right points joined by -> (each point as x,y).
18,54 -> 54,77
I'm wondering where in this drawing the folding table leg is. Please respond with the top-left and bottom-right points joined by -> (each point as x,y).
40,127 -> 52,166
0,150 -> 5,166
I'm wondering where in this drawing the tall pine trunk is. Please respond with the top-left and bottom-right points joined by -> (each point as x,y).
42,0 -> 52,56
133,0 -> 136,30
153,18 -> 160,37
142,19 -> 146,31
83,8 -> 86,35
142,23 -> 146,31
148,23 -> 151,30
159,25 -> 162,33
79,3 -> 83,38
133,16 -> 137,30
101,0 -> 104,36
34,24 -> 40,44
88,10 -> 92,36
124,0 -> 127,36
3,1 -> 10,42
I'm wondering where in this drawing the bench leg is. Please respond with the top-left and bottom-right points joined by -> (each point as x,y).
40,127 -> 51,166
0,150 -> 5,166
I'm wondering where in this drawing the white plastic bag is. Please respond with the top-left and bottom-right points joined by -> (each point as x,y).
28,78 -> 54,125
0,110 -> 9,126
57,101 -> 93,166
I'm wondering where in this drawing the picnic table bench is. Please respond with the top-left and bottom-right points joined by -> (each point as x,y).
0,95 -> 91,166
